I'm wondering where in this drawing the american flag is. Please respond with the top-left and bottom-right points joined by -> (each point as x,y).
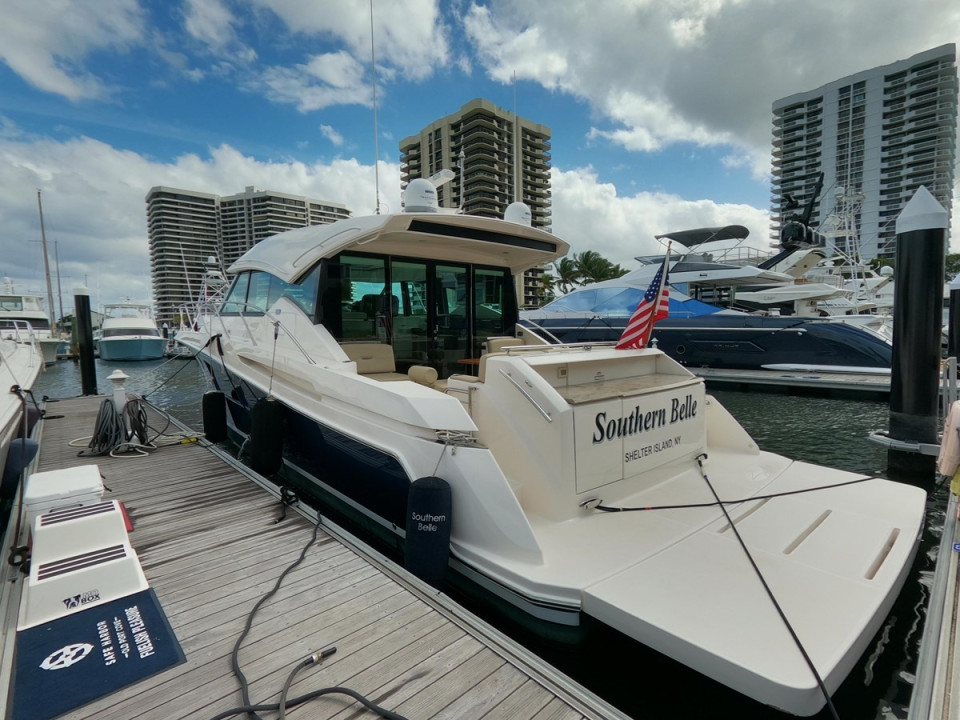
615,249 -> 670,350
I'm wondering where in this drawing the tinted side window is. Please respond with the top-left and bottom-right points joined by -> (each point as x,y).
221,273 -> 252,315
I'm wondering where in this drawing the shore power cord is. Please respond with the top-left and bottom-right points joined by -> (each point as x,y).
70,394 -> 202,458
210,519 -> 409,720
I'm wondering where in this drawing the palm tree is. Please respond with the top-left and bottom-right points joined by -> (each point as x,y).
574,251 -> 629,284
537,272 -> 557,304
553,257 -> 581,294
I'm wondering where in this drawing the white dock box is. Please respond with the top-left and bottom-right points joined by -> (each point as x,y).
22,464 -> 104,536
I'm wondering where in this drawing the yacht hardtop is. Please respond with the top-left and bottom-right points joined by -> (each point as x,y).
176,198 -> 924,716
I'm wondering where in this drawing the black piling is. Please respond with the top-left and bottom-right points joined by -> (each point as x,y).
74,287 -> 97,395
888,187 -> 948,478
949,275 -> 960,358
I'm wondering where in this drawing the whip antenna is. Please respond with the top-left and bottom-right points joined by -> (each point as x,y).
369,0 -> 380,214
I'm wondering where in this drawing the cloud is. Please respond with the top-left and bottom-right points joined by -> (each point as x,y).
0,0 -> 145,101
253,52 -> 372,112
2,124 -> 956,323
182,0 -> 257,63
461,0 -> 960,177
250,0 -> 451,81
320,124 -> 344,146
0,129 -> 400,307
550,166 -> 773,267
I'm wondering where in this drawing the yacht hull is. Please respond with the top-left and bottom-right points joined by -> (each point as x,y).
192,345 -> 923,717
98,336 -> 166,361
521,314 -> 892,371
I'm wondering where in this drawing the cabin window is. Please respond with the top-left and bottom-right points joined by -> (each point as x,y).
0,296 -> 24,312
320,253 -> 517,379
284,264 -> 321,319
323,255 -> 388,340
220,268 -> 321,318
101,327 -> 160,338
473,267 -> 515,350
221,273 -> 252,315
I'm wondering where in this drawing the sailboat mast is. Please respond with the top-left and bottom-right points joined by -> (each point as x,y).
36,189 -> 57,333
54,239 -> 65,325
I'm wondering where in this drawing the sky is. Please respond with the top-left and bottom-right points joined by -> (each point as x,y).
0,0 -> 958,317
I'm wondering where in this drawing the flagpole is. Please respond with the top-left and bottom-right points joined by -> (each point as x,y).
615,242 -> 671,350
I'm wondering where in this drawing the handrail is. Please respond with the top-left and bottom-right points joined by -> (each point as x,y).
906,356 -> 959,719
497,369 -> 552,422
199,299 -> 321,366
0,319 -> 38,346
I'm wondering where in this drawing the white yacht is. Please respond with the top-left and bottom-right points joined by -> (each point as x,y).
0,332 -> 43,506
97,302 -> 165,361
522,229 -> 895,371
176,186 -> 925,716
0,278 -> 63,365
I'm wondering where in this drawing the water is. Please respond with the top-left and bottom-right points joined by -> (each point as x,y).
31,359 -> 944,719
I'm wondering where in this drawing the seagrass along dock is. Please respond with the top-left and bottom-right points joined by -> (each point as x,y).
0,395 -> 629,720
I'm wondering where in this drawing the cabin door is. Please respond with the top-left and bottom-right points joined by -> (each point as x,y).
330,252 -> 514,379
389,260 -> 470,379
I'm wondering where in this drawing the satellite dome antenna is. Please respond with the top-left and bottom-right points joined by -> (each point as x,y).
369,0 -> 380,214
504,202 -> 532,226
403,178 -> 439,212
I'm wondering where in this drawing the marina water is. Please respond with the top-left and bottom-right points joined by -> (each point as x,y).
32,357 -> 941,719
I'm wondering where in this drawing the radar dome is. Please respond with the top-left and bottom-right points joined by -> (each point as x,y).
879,265 -> 894,277
504,202 -> 532,226
403,178 -> 439,213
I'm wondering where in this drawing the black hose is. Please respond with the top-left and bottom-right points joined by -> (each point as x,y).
79,399 -> 128,456
208,685 -> 410,720
229,520 -> 321,720
221,519 -> 409,720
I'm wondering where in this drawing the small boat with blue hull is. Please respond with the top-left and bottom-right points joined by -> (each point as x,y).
176,186 -> 925,716
97,302 -> 165,361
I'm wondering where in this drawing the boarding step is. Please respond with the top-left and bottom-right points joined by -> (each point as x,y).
31,500 -> 129,565
18,541 -> 148,630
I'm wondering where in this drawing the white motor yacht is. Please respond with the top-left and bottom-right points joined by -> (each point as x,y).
0,278 -> 63,365
97,302 -> 165,361
0,332 -> 43,508
176,187 -> 925,716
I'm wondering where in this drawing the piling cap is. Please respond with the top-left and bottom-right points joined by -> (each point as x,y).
73,285 -> 90,296
896,186 -> 948,235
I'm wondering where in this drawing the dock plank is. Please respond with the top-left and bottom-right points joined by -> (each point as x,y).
6,395 -> 627,720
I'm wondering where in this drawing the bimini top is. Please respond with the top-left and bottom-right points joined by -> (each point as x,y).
653,224 -> 749,248
229,212 -> 571,285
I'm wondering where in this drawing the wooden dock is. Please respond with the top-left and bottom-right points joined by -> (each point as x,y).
1,395 -> 629,720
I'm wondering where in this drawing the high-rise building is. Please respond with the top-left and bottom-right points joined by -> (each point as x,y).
399,98 -> 553,307
146,186 -> 349,325
771,44 -> 957,263
219,186 -> 351,268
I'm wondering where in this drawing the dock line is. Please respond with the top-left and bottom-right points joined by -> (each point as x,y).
695,453 -> 842,720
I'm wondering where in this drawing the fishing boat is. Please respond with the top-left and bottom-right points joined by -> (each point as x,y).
175,185 -> 925,716
97,302 -> 165,361
0,278 -> 64,366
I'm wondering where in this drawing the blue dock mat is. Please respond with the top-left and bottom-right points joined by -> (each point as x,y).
9,588 -> 185,720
